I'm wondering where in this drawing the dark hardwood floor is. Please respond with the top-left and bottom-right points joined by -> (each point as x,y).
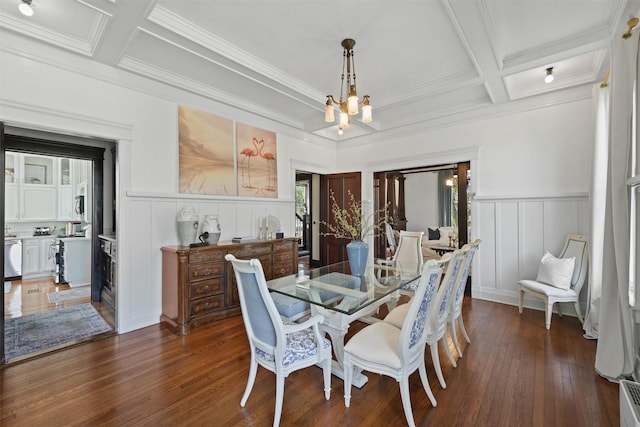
1,297 -> 619,426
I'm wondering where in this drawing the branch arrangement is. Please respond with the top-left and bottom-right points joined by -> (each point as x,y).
321,190 -> 390,241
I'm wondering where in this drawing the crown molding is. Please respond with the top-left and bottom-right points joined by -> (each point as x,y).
118,55 -> 303,129
146,5 -> 325,103
0,10 -> 110,56
337,83 -> 594,150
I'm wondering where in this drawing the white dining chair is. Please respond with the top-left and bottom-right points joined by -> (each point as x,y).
447,239 -> 481,358
385,222 -> 397,258
518,234 -> 588,330
377,230 -> 423,295
343,259 -> 443,427
384,248 -> 466,389
225,254 -> 332,427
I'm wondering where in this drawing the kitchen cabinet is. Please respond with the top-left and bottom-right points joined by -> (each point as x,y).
59,158 -> 72,186
161,238 -> 298,335
5,186 -> 19,221
58,187 -> 74,220
22,237 -> 54,278
58,158 -> 75,220
5,152 -> 17,184
40,239 -> 55,276
22,154 -> 54,185
20,187 -> 56,221
4,152 -> 92,222
22,239 -> 40,277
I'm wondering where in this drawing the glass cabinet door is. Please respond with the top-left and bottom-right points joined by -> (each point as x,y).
60,158 -> 71,186
23,155 -> 53,185
5,152 -> 16,184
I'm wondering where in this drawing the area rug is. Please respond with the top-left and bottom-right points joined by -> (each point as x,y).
4,303 -> 112,360
47,286 -> 91,304
4,281 -> 10,294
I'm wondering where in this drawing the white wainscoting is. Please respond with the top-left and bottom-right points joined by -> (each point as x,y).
472,194 -> 590,317
119,191 -> 295,333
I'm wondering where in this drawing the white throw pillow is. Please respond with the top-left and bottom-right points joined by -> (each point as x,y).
438,227 -> 452,245
536,251 -> 575,290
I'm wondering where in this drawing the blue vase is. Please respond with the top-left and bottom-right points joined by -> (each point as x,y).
346,240 -> 369,276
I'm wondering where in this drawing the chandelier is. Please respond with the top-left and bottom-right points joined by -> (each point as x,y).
324,38 -> 372,134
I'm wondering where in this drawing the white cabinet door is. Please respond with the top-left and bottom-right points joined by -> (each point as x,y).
22,239 -> 40,276
5,186 -> 19,221
21,187 -> 56,220
40,239 -> 55,275
58,187 -> 74,220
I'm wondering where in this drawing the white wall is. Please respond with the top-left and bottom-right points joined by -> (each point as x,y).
336,96 -> 595,312
0,37 -> 336,333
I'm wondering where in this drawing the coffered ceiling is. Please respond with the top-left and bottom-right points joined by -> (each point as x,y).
1,0 -> 638,143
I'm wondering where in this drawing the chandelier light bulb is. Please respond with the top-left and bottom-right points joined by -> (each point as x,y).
339,111 -> 349,129
18,0 -> 33,16
362,96 -> 372,123
347,86 -> 359,115
324,97 -> 335,123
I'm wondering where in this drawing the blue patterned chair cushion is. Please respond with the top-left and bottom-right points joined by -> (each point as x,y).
256,328 -> 331,367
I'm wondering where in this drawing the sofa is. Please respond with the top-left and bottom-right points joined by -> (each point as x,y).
421,226 -> 456,260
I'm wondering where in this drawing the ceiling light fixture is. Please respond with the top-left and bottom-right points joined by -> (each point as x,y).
544,67 -> 554,83
18,0 -> 34,16
324,38 -> 372,134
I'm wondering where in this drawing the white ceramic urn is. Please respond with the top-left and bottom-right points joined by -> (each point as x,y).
202,215 -> 221,244
177,207 -> 198,246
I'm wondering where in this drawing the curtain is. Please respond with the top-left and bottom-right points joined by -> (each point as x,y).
583,83 -> 609,338
593,30 -> 637,380
438,171 -> 452,226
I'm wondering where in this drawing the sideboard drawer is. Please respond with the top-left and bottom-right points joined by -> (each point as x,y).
189,278 -> 224,299
232,245 -> 272,258
273,240 -> 295,252
189,262 -> 224,282
272,263 -> 296,278
190,294 -> 225,317
189,250 -> 226,264
273,251 -> 294,264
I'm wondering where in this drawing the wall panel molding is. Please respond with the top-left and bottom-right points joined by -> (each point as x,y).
472,193 -> 589,317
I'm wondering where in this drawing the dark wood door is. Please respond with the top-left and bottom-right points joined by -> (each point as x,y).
320,172 -> 361,265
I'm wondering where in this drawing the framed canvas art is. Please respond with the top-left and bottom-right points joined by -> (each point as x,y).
236,122 -> 277,198
178,105 -> 236,195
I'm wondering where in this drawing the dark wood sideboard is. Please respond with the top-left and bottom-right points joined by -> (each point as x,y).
161,237 -> 298,335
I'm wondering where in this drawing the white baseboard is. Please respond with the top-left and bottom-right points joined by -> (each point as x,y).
471,285 -> 582,318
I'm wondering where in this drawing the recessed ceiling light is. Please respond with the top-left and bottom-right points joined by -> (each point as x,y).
18,0 -> 34,17
544,67 -> 554,83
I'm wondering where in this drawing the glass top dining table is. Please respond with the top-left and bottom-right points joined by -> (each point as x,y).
267,258 -> 423,388
267,259 -> 423,316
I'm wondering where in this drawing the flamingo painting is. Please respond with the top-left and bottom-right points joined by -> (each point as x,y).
236,122 -> 278,198
239,137 -> 260,188
258,139 -> 276,192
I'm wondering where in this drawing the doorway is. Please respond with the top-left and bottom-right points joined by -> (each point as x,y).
1,126 -> 116,363
295,173 -> 311,259
373,162 -> 471,259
